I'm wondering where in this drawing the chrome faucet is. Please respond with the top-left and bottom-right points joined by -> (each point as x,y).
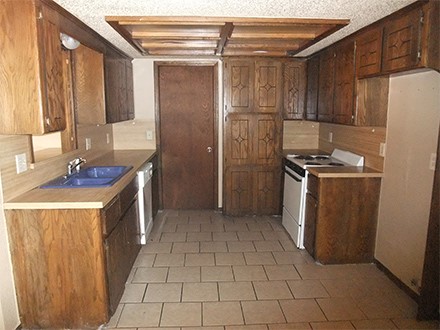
67,157 -> 86,176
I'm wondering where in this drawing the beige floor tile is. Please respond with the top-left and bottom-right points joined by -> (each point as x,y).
241,300 -> 286,324
247,222 -> 273,231
264,265 -> 301,280
185,253 -> 215,266
244,252 -> 276,265
234,217 -> 257,224
279,240 -> 298,252
287,280 -> 329,299
203,301 -> 244,326
201,223 -> 225,232
160,302 -> 202,327
134,253 -> 156,267
189,215 -> 212,224
254,240 -> 284,252
224,223 -> 249,232
185,327 -> 224,330
273,251 -> 306,264
269,222 -> 285,232
389,290 -> 418,317
200,241 -> 228,253
183,282 -> 219,302
213,232 -> 239,241
120,283 -> 146,303
310,321 -> 355,329
105,303 -> 123,328
253,280 -> 293,300
237,231 -> 265,241
320,278 -> 366,298
215,252 -> 246,265
294,264 -> 345,280
172,242 -> 200,253
137,328 -> 179,330
140,242 -> 172,254
154,253 -> 185,267
226,325 -> 268,330
117,303 -> 162,327
227,241 -> 256,252
351,319 -> 397,329
218,281 -> 256,301
143,282 -> 182,302
202,266 -> 234,282
316,297 -> 366,321
160,232 -> 187,242
262,231 -> 291,240
356,295 -> 409,319
391,318 -> 440,329
162,223 -> 177,232
165,215 -> 189,224
177,223 -> 201,232
133,267 -> 168,283
187,232 -> 213,242
279,299 -> 327,323
268,323 -> 312,329
167,266 -> 201,282
233,265 -> 268,281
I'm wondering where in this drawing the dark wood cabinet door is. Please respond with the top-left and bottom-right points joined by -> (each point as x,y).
306,56 -> 319,121
224,59 -> 254,113
104,57 -> 120,123
255,60 -> 283,113
254,166 -> 282,215
225,114 -> 253,166
224,167 -> 253,215
304,193 -> 317,257
355,26 -> 383,77
125,60 -> 135,120
333,41 -> 355,125
283,61 -> 307,120
317,48 -> 335,122
117,59 -> 128,120
382,8 -> 422,72
254,114 -> 282,166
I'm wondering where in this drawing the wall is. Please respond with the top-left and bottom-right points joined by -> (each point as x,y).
283,121 -> 319,150
375,69 -> 440,293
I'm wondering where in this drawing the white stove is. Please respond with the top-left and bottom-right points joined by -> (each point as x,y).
282,149 -> 364,249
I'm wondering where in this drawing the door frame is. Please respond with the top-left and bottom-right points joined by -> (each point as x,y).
154,61 -> 219,210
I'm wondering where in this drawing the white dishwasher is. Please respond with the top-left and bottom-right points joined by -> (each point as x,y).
137,162 -> 153,244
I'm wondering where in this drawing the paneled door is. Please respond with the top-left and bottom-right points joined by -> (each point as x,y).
224,59 -> 282,216
157,64 -> 217,209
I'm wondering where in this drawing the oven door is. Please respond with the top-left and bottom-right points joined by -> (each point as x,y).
282,165 -> 306,248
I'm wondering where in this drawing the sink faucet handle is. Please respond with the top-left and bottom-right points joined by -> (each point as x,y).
67,157 -> 87,175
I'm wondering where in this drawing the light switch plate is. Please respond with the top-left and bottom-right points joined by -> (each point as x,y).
379,143 -> 386,157
328,132 -> 333,143
85,137 -> 92,150
106,133 -> 110,144
15,153 -> 27,174
146,130 -> 154,141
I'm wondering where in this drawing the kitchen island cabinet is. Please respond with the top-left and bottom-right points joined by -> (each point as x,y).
304,171 -> 381,264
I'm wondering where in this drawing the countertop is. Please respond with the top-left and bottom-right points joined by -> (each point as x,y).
282,149 -> 383,178
3,150 -> 156,210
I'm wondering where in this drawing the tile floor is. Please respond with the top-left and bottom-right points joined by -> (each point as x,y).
104,210 -> 439,330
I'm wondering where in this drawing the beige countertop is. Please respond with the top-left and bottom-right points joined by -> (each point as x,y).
3,150 -> 156,210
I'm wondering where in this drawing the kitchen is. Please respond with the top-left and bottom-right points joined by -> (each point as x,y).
0,0 -> 439,329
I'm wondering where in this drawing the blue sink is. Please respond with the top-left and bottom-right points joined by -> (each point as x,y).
40,166 -> 133,188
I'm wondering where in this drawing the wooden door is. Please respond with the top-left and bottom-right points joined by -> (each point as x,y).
283,61 -> 307,120
317,48 -> 335,122
306,55 -> 319,121
355,26 -> 383,77
333,41 -> 355,125
158,65 -> 216,210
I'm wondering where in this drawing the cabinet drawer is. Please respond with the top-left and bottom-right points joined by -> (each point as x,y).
102,196 -> 121,236
119,177 -> 138,213
307,174 -> 319,198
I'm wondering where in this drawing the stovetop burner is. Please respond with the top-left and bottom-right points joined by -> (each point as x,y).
328,162 -> 344,166
305,161 -> 321,165
314,156 -> 329,160
294,155 -> 314,160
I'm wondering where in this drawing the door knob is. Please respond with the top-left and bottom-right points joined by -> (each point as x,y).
207,147 -> 213,153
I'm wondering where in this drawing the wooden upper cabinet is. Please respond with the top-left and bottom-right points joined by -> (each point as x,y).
355,26 -> 383,78
73,45 -> 106,125
255,60 -> 283,113
283,61 -> 307,120
317,48 -> 335,123
333,41 -> 355,125
0,0 -> 66,134
306,55 -> 320,121
126,60 -> 135,120
224,59 -> 255,113
382,8 -> 422,73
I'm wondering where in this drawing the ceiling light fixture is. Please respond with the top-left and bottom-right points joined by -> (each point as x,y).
60,33 -> 80,50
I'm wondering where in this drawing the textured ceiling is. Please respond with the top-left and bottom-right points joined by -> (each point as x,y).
53,0 -> 417,58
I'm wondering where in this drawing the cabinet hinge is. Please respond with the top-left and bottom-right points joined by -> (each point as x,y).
417,51 -> 422,60
37,11 -> 43,20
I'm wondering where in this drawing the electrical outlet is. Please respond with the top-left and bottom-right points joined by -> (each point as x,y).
379,143 -> 386,157
106,133 -> 110,144
15,153 -> 27,174
328,132 -> 333,143
146,130 -> 154,141
429,153 -> 437,170
85,137 -> 92,150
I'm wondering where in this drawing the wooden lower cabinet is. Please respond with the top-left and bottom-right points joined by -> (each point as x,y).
304,174 -> 381,264
5,179 -> 140,329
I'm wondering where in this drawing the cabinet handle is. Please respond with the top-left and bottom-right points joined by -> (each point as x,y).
207,147 -> 213,153
45,117 -> 51,126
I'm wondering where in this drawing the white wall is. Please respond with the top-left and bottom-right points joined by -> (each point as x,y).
375,69 -> 440,293
0,174 -> 20,330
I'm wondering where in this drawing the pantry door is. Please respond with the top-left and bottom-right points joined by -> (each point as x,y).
156,63 -> 217,210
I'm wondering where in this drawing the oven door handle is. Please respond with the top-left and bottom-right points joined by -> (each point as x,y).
284,166 -> 302,182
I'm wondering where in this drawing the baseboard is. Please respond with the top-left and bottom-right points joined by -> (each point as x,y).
374,258 -> 419,303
